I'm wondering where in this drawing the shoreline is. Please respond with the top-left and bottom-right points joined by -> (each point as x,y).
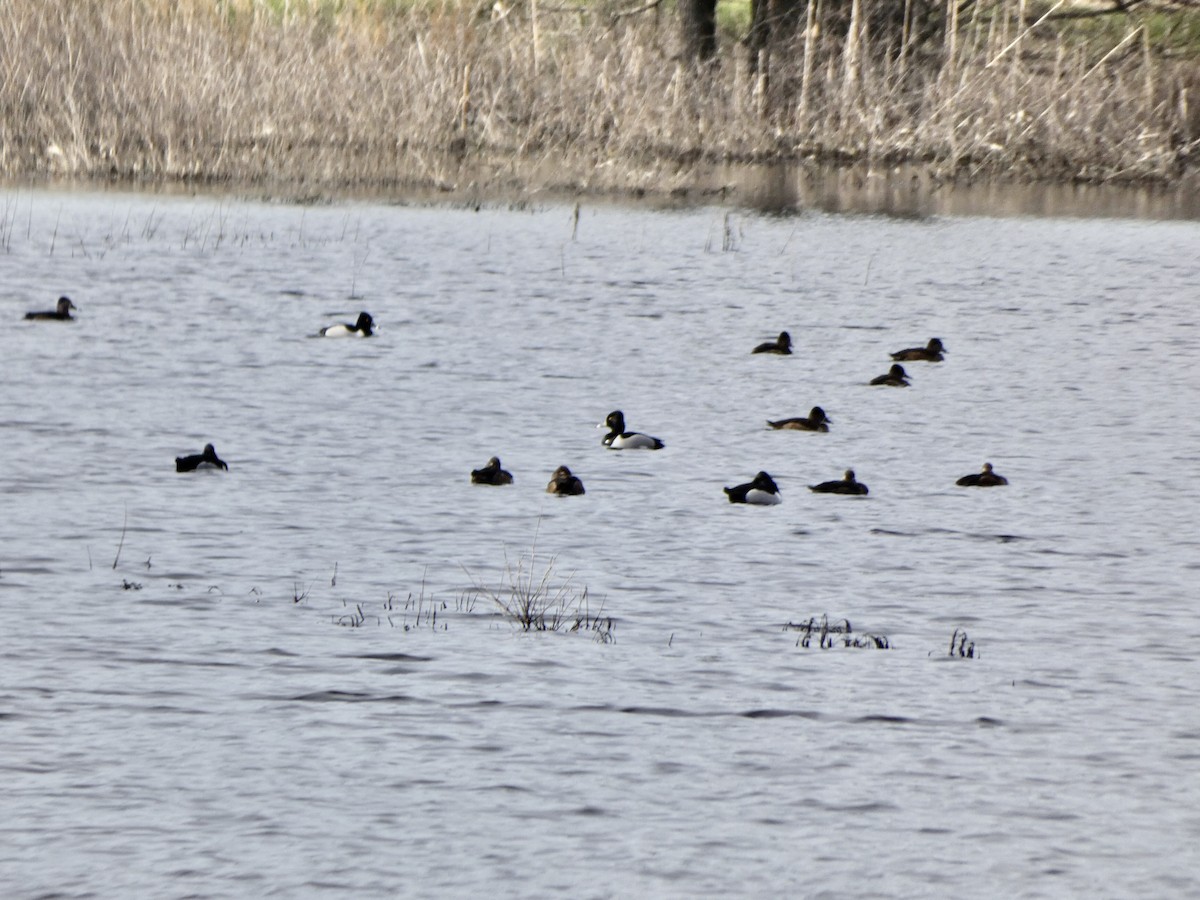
5,0 -> 1197,221
6,157 -> 1199,221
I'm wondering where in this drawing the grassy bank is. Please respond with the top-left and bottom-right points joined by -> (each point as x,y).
1,0 -> 1196,198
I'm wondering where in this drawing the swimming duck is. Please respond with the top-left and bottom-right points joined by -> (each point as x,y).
724,471 -> 782,505
546,465 -> 585,495
318,312 -> 374,337
809,469 -> 868,495
870,364 -> 910,387
471,456 -> 514,485
752,331 -> 792,355
956,462 -> 1008,487
767,407 -> 831,432
890,337 -> 945,362
175,443 -> 229,472
600,411 -> 664,450
24,296 -> 77,321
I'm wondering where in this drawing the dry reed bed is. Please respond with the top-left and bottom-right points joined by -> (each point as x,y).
1,0 -> 1195,192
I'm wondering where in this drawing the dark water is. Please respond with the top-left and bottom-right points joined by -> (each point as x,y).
1,189 -> 1198,897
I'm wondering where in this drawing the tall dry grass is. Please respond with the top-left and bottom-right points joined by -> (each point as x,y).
0,0 -> 1194,192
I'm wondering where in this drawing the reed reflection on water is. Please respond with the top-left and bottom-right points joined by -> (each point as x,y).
1,189 -> 1198,898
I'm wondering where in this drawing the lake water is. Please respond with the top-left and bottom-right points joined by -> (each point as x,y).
2,187 -> 1198,897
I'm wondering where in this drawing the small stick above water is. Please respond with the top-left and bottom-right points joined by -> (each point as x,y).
112,505 -> 128,570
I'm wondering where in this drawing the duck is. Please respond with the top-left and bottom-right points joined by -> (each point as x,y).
600,410 -> 664,450
767,406 -> 831,432
870,364 -> 910,387
891,337 -> 945,362
809,469 -> 868,495
318,312 -> 374,337
471,456 -> 514,485
956,462 -> 1008,487
546,465 -> 585,495
724,471 -> 782,505
175,443 -> 229,472
752,331 -> 792,355
24,296 -> 77,321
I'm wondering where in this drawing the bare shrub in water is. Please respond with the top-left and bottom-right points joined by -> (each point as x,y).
464,549 -> 613,641
0,0 -> 1194,188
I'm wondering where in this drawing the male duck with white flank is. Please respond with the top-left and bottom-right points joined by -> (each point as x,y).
891,337 -> 945,362
956,462 -> 1008,487
809,469 -> 868,495
870,364 -> 911,387
752,331 -> 792,355
546,465 -> 585,495
24,297 -> 77,321
724,471 -> 782,505
471,456 -> 514,485
767,406 -> 831,432
176,443 -> 229,472
318,312 -> 375,337
600,411 -> 664,450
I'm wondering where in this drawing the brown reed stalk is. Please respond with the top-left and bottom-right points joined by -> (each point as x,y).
0,0 -> 1194,190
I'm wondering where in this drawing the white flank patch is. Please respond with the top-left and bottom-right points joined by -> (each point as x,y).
611,433 -> 660,450
746,489 -> 781,505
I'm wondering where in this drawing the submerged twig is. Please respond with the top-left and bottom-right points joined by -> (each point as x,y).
949,628 -> 977,658
787,614 -> 889,649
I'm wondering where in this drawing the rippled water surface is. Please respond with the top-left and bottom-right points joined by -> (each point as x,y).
2,189 -> 1199,897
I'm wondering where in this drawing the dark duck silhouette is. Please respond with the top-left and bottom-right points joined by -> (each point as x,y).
723,471 -> 782,505
891,337 -> 945,362
870,364 -> 911,387
809,469 -> 868,495
600,410 -> 664,450
471,456 -> 513,485
956,462 -> 1008,487
752,331 -> 792,355
767,406 -> 831,432
546,465 -> 585,495
24,296 -> 77,321
175,443 -> 228,472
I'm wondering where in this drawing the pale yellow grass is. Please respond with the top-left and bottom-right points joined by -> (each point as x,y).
0,0 -> 1194,193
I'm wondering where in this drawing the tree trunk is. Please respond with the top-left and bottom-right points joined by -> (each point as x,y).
748,0 -> 770,71
679,0 -> 718,63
